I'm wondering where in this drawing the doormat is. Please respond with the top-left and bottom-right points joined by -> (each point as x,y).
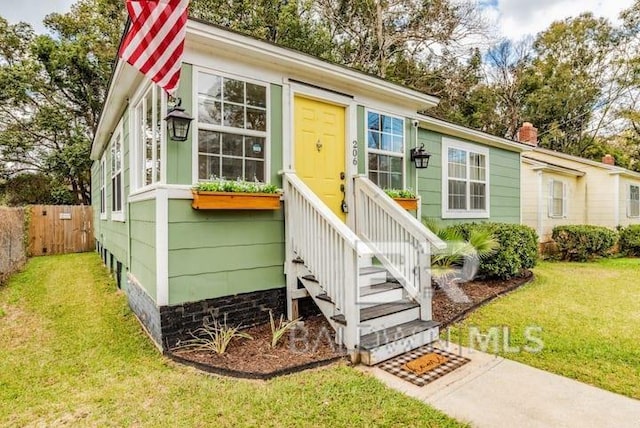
404,352 -> 448,375
378,347 -> 470,387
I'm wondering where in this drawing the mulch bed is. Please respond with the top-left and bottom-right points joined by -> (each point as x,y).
432,270 -> 534,327
168,315 -> 347,380
168,272 -> 533,378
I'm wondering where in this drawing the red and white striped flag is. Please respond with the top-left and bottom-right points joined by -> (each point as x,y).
119,0 -> 190,95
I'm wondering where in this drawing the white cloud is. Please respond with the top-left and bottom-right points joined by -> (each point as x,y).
1,0 -> 76,34
487,0 -> 635,41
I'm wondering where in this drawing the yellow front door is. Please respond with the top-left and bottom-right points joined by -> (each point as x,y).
294,96 -> 346,221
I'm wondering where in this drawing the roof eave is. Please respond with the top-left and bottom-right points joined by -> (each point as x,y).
416,115 -> 532,153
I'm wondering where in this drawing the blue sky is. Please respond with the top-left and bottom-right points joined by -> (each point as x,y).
0,0 -> 635,40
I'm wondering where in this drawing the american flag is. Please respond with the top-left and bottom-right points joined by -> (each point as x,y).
119,0 -> 190,95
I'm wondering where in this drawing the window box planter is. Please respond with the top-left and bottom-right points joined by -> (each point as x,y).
393,197 -> 419,211
191,190 -> 281,210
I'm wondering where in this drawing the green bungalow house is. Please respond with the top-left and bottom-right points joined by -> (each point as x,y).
91,19 -> 530,364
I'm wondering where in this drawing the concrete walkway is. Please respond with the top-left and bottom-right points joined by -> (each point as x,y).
364,343 -> 640,427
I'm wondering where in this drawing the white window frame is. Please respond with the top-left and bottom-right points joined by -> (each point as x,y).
548,179 -> 568,219
364,108 -> 406,190
628,184 -> 640,218
130,83 -> 166,193
192,66 -> 271,183
110,122 -> 125,222
99,155 -> 107,220
442,138 -> 490,219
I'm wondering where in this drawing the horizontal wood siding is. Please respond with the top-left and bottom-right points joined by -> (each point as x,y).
416,129 -> 521,224
129,200 -> 156,299
92,112 -> 130,284
167,199 -> 285,305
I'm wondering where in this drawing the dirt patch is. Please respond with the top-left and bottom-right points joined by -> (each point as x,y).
169,315 -> 347,379
433,270 -> 534,327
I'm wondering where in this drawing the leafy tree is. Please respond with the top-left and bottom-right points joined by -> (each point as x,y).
0,173 -> 75,206
520,14 -> 618,155
190,0 -> 334,59
0,0 -> 125,205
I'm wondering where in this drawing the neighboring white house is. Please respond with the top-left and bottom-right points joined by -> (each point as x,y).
518,123 -> 640,242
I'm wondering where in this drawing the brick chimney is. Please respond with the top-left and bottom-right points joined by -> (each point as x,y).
517,122 -> 538,146
602,154 -> 615,165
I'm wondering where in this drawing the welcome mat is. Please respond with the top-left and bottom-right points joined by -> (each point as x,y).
378,347 -> 470,387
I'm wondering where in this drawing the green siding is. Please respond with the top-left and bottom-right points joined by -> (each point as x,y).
416,129 -> 521,224
167,199 -> 285,305
129,200 -> 156,299
92,111 -> 130,286
167,63 -> 194,185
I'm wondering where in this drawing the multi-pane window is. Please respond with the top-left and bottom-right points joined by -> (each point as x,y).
446,146 -> 487,212
548,180 -> 566,218
111,131 -> 123,216
197,71 -> 267,181
367,111 -> 404,189
629,185 -> 640,218
134,85 -> 164,189
99,157 -> 106,218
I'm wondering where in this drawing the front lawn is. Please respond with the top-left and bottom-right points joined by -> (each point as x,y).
0,253 -> 464,427
448,258 -> 640,399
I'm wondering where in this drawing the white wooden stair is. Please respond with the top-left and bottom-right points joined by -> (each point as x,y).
294,261 -> 440,365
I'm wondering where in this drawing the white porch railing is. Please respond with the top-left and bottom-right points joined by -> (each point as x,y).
282,172 -> 368,350
354,176 -> 446,318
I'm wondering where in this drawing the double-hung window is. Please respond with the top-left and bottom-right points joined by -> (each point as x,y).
133,85 -> 164,190
196,71 -> 268,182
548,179 -> 567,218
366,110 -> 404,189
629,184 -> 640,218
110,127 -> 124,221
442,139 -> 489,218
99,156 -> 106,219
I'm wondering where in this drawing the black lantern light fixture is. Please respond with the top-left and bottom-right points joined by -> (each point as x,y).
410,143 -> 431,169
165,97 -> 193,142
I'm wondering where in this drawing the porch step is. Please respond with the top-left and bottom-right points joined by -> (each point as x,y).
330,300 -> 419,334
359,282 -> 404,307
359,320 -> 440,365
359,265 -> 388,287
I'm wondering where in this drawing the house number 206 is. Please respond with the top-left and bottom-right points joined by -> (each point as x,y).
352,140 -> 358,166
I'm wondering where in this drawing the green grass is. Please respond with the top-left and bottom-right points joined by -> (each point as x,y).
0,253 -> 464,427
448,258 -> 640,399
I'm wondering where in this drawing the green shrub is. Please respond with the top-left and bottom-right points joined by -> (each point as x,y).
551,225 -> 618,261
618,225 -> 640,256
446,222 -> 538,279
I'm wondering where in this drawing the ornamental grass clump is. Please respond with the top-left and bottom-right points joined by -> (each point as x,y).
268,310 -> 301,348
177,318 -> 252,355
194,178 -> 281,194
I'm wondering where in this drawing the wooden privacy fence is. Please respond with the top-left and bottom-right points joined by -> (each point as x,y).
28,205 -> 94,256
0,207 -> 26,284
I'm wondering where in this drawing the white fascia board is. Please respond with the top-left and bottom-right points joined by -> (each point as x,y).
416,114 -> 532,153
91,61 -> 144,160
185,20 -> 440,111
523,157 -> 586,177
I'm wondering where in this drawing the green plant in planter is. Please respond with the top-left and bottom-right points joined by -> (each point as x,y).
194,178 -> 281,194
384,188 -> 416,199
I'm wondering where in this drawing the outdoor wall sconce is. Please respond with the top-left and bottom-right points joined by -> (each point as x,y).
165,97 -> 193,142
410,144 -> 431,169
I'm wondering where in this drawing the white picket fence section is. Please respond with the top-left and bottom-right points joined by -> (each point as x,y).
354,176 -> 445,316
282,172 -> 369,349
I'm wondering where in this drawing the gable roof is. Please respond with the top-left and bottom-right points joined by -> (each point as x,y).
417,114 -> 533,153
92,19 -> 440,159
524,148 -> 640,180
